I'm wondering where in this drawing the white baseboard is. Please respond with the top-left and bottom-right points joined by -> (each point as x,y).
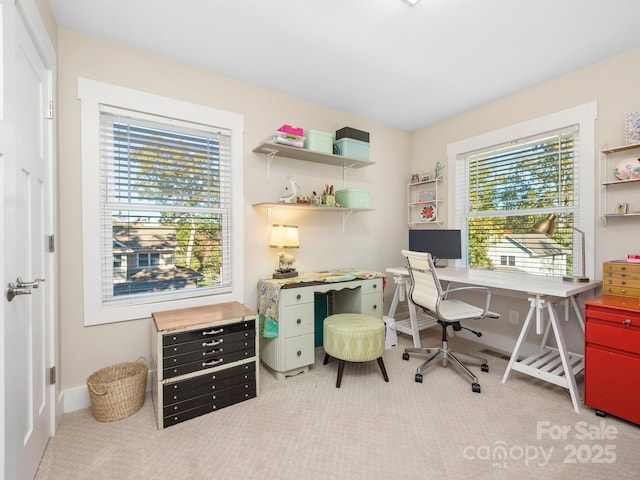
61,371 -> 154,414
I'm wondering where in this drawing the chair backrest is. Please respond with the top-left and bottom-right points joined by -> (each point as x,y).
401,250 -> 443,315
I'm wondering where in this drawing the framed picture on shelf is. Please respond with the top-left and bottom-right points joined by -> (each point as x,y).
615,202 -> 628,214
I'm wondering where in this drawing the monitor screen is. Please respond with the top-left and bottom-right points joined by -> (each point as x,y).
408,229 -> 462,265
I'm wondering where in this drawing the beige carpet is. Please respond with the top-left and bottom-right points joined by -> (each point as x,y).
35,330 -> 640,480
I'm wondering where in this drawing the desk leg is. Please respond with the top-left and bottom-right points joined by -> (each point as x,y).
502,295 -> 583,413
547,301 -> 582,413
501,299 -> 536,383
387,275 -> 423,348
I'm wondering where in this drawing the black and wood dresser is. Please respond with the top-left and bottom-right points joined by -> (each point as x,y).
151,301 -> 258,429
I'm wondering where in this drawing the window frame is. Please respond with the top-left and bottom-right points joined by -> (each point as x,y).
447,102 -> 597,279
78,78 -> 245,326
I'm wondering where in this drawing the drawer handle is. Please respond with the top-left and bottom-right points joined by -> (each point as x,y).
623,319 -> 632,326
373,284 -> 378,289
372,305 -> 378,310
202,339 -> 223,347
203,348 -> 223,356
296,294 -> 301,300
203,358 -> 223,367
202,328 -> 224,336
621,289 -> 627,294
297,350 -> 302,356
296,318 -> 302,324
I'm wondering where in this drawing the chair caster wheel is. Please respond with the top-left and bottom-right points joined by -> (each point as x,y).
481,363 -> 489,373
415,373 -> 423,383
472,383 -> 481,393
402,352 -> 410,361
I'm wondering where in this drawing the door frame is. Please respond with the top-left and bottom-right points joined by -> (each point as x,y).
1,0 -> 58,475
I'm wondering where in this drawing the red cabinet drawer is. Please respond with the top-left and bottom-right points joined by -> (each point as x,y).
585,319 -> 640,355
584,344 -> 640,425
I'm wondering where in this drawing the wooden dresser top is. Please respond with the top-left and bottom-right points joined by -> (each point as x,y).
152,301 -> 256,332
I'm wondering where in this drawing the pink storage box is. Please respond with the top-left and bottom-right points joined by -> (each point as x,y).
278,125 -> 304,137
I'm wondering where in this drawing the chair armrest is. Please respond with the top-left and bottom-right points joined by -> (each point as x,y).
443,286 -> 492,315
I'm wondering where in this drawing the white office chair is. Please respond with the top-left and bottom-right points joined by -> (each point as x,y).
400,250 -> 499,393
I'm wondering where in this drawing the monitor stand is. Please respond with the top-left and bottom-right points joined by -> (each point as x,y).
432,257 -> 445,268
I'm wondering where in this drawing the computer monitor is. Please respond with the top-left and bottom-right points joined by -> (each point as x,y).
408,229 -> 462,267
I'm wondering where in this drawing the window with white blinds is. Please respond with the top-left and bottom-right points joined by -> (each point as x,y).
100,106 -> 232,302
455,125 -> 582,277
78,78 -> 244,325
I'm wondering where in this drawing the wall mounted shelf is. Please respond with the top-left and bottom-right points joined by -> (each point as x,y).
252,141 -> 375,179
252,202 -> 373,232
599,142 -> 640,226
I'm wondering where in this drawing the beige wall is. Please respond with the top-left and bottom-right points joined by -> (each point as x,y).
410,46 -> 640,351
56,28 -> 410,396
55,21 -> 640,402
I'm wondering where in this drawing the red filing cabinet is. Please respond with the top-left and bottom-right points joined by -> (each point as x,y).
584,296 -> 640,425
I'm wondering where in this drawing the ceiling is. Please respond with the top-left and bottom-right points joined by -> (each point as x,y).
50,0 -> 640,132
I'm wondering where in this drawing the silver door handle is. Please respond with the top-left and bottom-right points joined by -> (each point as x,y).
7,282 -> 32,302
16,277 -> 45,288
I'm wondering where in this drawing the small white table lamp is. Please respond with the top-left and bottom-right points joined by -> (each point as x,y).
270,224 -> 300,279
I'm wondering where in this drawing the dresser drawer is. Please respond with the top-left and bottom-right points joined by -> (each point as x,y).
163,382 -> 257,428
163,343 -> 255,379
285,334 -> 315,371
163,329 -> 253,357
603,261 -> 640,277
585,320 -> 640,355
163,373 -> 256,416
282,303 -> 314,338
163,362 -> 255,402
162,319 -> 255,347
585,344 -> 640,425
602,285 -> 640,298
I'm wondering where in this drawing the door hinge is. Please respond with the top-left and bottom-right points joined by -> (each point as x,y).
47,101 -> 54,119
49,366 -> 56,385
48,234 -> 55,253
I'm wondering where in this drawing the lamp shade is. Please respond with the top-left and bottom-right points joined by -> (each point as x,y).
532,213 -> 557,235
270,224 -> 299,248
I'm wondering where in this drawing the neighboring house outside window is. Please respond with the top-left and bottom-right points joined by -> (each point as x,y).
79,78 -> 244,325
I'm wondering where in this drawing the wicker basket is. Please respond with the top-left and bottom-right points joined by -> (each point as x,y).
87,357 -> 148,422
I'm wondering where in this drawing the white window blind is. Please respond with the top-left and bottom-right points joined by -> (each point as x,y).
100,105 -> 232,304
455,125 -> 582,277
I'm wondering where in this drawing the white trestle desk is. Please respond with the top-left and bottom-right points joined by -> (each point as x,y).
386,266 -> 601,413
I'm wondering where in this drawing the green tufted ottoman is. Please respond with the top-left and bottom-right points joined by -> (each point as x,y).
322,313 -> 389,388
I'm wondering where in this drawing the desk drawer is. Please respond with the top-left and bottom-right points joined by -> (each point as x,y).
361,293 -> 382,318
281,287 -> 314,306
361,278 -> 383,294
282,303 -> 314,338
285,334 -> 315,370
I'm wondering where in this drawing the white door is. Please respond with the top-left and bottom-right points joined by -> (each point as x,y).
2,2 -> 56,479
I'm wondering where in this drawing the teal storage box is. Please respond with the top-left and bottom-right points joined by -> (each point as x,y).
334,138 -> 370,160
303,130 -> 333,154
335,189 -> 370,208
